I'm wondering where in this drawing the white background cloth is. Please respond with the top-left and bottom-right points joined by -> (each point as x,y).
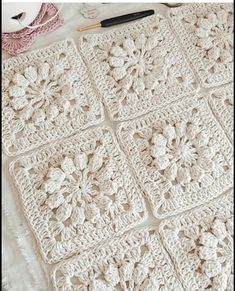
2,3 -> 170,290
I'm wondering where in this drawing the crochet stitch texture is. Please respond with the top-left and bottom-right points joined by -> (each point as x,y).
2,3 -> 63,55
52,227 -> 184,290
3,3 -> 234,291
168,3 -> 233,87
160,191 -> 233,291
208,83 -> 233,142
117,96 -> 233,218
2,39 -> 104,156
10,127 -> 147,263
80,14 -> 198,121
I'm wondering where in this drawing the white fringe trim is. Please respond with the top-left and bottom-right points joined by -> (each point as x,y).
2,160 -> 53,291
2,273 -> 11,290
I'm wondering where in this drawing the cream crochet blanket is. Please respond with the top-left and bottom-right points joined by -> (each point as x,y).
2,4 -> 233,291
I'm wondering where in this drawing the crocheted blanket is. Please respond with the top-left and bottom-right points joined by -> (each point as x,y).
2,4 -> 234,291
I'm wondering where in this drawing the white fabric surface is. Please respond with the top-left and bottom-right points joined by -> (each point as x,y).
2,3 -> 169,290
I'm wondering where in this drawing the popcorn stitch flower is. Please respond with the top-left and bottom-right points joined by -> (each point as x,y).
54,231 -> 178,290
7,60 -> 90,130
195,10 -> 233,64
181,6 -> 233,79
135,110 -> 228,193
38,143 -> 128,247
96,29 -> 191,105
181,217 -> 233,291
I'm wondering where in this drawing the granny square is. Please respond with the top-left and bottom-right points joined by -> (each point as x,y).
168,3 -> 234,87
51,227 -> 184,290
160,191 -> 233,291
117,96 -> 233,218
9,126 -> 147,263
80,14 -> 198,121
2,39 -> 104,156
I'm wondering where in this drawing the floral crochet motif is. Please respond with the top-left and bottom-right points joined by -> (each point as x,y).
160,192 -> 234,291
150,116 -> 220,189
9,127 -> 147,263
2,39 -> 104,156
169,3 -> 233,87
52,228 -> 184,291
117,97 -> 233,218
2,5 -> 234,289
208,83 -> 233,142
80,14 -> 197,121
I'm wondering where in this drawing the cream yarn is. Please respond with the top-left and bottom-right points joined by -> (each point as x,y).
117,96 -> 233,218
208,83 -> 233,142
80,14 -> 198,121
168,3 -> 233,87
2,3 -> 234,291
9,127 -> 147,263
160,191 -> 233,291
52,227 -> 184,290
2,39 -> 104,156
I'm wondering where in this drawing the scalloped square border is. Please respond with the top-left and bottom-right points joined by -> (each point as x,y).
9,126 -> 147,263
2,39 -> 104,156
117,96 -> 233,218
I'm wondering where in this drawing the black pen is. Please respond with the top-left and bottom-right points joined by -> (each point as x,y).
77,10 -> 155,32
